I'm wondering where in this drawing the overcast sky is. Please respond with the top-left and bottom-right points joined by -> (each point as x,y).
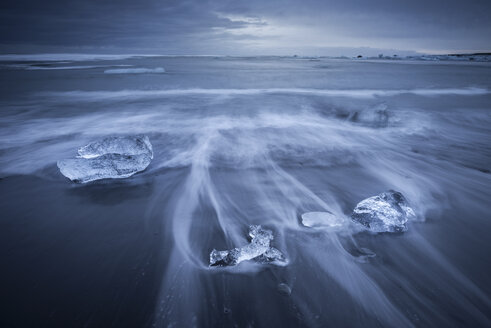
1,0 -> 490,55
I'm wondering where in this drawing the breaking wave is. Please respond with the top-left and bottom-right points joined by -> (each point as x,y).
36,87 -> 489,102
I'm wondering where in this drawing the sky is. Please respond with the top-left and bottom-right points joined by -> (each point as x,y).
1,0 -> 490,56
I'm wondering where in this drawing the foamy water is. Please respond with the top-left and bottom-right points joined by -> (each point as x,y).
0,56 -> 490,327
38,86 -> 489,101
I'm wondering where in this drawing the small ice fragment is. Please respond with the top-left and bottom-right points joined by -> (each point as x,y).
301,211 -> 342,228
209,249 -> 233,266
104,67 -> 165,74
256,247 -> 287,265
209,225 -> 286,267
359,247 -> 376,257
354,247 -> 376,263
57,135 -> 153,183
351,190 -> 416,233
277,283 -> 292,296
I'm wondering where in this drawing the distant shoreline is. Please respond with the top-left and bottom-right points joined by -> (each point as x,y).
0,52 -> 490,63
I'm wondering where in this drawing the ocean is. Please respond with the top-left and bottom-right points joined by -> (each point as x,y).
0,55 -> 490,327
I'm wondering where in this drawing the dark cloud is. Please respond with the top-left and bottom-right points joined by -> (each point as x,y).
1,0 -> 490,54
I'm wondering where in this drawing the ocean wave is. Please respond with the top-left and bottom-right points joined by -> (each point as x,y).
1,63 -> 134,71
26,65 -> 133,70
0,53 -> 160,62
26,65 -> 104,70
104,67 -> 165,74
39,87 -> 489,101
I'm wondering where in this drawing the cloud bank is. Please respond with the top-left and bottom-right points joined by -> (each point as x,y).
1,0 -> 490,55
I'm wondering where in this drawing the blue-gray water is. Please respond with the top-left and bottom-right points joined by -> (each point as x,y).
0,56 -> 490,327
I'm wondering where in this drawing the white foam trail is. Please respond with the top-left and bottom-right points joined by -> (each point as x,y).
39,87 -> 489,101
2,84 -> 489,325
306,237 -> 414,327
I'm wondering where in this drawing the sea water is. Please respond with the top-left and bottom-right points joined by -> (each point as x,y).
0,55 -> 490,327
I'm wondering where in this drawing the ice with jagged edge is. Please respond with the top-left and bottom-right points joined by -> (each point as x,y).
57,135 -> 153,183
301,211 -> 343,228
351,190 -> 416,232
210,225 -> 287,267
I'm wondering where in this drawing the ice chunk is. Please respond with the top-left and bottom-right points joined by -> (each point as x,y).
209,225 -> 286,267
256,247 -> 286,264
57,135 -> 153,183
351,190 -> 416,232
57,153 -> 152,183
77,135 -> 153,159
301,211 -> 342,228
104,67 -> 165,74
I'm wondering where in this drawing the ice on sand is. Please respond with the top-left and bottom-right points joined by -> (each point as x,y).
210,225 -> 286,267
301,211 -> 342,228
57,135 -> 153,183
351,190 -> 416,232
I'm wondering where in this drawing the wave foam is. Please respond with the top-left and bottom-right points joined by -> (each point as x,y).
41,87 -> 489,101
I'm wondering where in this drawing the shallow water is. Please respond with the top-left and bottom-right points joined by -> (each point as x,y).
0,56 -> 490,327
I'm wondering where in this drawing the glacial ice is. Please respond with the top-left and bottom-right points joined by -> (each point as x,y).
57,135 -> 153,183
104,67 -> 165,74
301,211 -> 342,228
209,225 -> 286,267
351,190 -> 416,232
77,135 -> 153,159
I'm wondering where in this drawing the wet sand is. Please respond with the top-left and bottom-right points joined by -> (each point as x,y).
0,57 -> 490,327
